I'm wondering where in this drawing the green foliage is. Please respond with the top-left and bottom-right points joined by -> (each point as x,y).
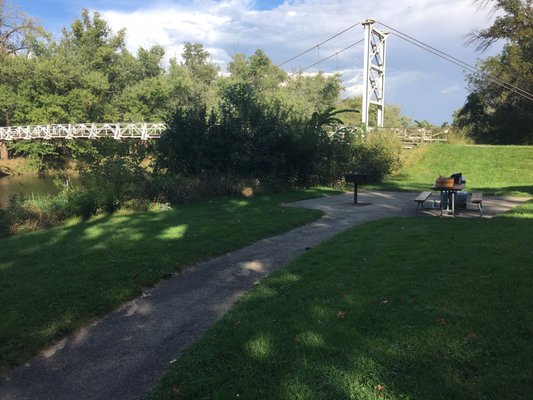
7,140 -> 59,175
0,8 -> 197,127
146,173 -> 263,205
456,0 -> 533,144
352,130 -> 404,181
228,50 -> 287,93
0,7 -> 413,199
73,139 -> 152,210
71,190 -> 98,219
0,186 -> 77,235
280,72 -> 342,115
181,42 -> 219,85
337,96 -> 412,128
445,127 -> 475,145
158,82 -> 356,186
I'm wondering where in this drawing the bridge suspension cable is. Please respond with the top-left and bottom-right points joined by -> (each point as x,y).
375,21 -> 533,103
277,21 -> 363,67
278,18 -> 533,103
296,40 -> 364,74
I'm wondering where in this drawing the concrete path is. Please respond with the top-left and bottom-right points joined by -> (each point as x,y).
0,191 -> 527,400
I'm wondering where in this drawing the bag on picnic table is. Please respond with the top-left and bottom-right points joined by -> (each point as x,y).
450,172 -> 466,184
435,176 -> 454,189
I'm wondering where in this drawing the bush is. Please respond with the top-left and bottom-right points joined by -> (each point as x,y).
158,87 -> 358,187
1,192 -> 75,235
445,127 -> 475,145
352,131 -> 404,181
122,198 -> 151,212
147,173 -> 263,204
70,191 -> 98,219
73,139 -> 153,210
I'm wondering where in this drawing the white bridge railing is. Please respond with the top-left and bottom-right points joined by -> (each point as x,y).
0,122 -> 166,141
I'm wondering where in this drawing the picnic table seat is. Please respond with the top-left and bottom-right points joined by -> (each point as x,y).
470,192 -> 483,216
414,191 -> 433,212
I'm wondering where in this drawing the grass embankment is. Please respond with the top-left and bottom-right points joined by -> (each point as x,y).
150,201 -> 533,400
0,189 -> 337,372
0,158 -> 32,176
372,144 -> 533,196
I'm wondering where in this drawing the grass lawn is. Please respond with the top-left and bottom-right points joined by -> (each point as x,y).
369,144 -> 533,196
0,188 -> 338,372
149,201 -> 533,400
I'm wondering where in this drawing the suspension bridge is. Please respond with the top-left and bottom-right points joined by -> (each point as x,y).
1,19 -> 531,144
0,122 -> 165,141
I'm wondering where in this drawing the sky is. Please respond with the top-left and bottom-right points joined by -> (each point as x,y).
14,0 -> 503,124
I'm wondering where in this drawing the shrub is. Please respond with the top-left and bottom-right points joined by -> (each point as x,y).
147,173 -> 262,204
158,84 -> 357,186
73,139 -> 153,210
70,191 -> 98,219
122,198 -> 151,212
352,131 -> 404,181
445,127 -> 475,145
1,192 -> 74,235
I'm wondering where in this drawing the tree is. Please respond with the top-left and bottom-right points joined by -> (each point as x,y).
337,97 -> 411,128
136,45 -> 165,80
179,42 -> 219,107
456,0 -> 533,143
181,42 -> 219,85
0,0 -> 48,56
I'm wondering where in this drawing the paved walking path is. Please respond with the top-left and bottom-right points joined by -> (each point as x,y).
0,191 -> 527,400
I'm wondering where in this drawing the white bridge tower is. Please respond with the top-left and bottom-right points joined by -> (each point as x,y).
361,19 -> 388,127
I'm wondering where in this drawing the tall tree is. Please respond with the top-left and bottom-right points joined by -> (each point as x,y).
181,42 -> 219,85
0,0 -> 48,56
456,0 -> 533,143
180,42 -> 219,106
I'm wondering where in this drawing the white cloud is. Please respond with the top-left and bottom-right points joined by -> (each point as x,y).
98,0 -> 501,122
441,83 -> 461,94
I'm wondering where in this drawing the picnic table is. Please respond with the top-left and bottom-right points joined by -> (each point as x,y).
415,184 -> 483,217
431,183 -> 465,216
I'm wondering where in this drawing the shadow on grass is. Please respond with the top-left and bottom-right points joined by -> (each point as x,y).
486,185 -> 533,196
150,211 -> 533,400
0,191 -> 326,371
362,180 -> 533,198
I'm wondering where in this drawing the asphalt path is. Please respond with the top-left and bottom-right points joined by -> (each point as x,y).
0,191 -> 527,400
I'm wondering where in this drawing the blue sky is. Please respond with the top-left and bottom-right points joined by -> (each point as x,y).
14,0 -> 502,124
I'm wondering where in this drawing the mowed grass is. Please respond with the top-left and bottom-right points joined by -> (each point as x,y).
371,144 -> 533,196
149,201 -> 533,400
0,189 -> 336,372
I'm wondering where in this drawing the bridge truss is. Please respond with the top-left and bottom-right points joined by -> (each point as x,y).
0,122 -> 165,141
362,19 -> 388,128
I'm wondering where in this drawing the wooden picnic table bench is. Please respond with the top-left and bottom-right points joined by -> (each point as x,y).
470,192 -> 483,216
414,191 -> 433,212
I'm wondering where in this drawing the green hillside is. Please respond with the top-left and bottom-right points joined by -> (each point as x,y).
372,144 -> 533,196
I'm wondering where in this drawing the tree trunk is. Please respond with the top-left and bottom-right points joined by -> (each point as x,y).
0,142 -> 8,160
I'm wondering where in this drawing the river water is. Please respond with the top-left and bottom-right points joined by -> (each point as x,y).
0,175 -> 79,208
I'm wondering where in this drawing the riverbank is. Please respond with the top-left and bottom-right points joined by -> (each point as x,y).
0,158 -> 29,176
0,157 -> 77,175
0,158 -> 79,209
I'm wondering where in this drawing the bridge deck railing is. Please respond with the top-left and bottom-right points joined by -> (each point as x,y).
0,122 -> 166,141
